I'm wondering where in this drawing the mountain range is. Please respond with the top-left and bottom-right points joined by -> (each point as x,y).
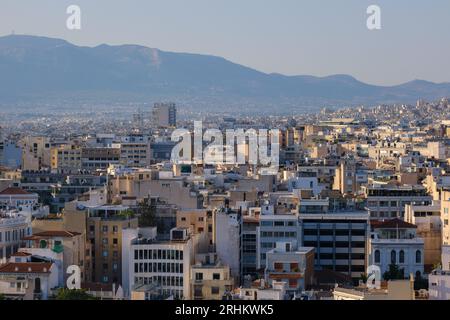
1,34 -> 449,111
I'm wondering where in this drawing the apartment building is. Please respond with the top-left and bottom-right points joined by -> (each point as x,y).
115,134 -> 151,168
264,241 -> 314,295
176,209 -> 214,248
0,187 -> 38,207
215,208 -> 242,285
299,210 -> 369,281
86,205 -> 138,285
81,147 -> 121,171
191,252 -> 234,300
0,209 -> 32,264
404,202 -> 441,268
257,206 -> 301,270
441,189 -> 450,246
242,208 -> 259,278
122,227 -> 193,299
20,230 -> 85,285
20,136 -> 51,171
369,218 -> 424,278
152,102 -> 176,128
363,183 -> 432,220
50,144 -> 82,172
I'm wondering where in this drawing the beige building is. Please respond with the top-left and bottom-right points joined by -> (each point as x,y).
20,136 -> 51,170
176,209 -> 214,248
191,253 -> 234,300
405,203 -> 442,269
441,190 -> 450,246
50,144 -> 82,172
333,277 -> 416,300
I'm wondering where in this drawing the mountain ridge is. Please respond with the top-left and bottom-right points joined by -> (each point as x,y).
1,34 -> 449,110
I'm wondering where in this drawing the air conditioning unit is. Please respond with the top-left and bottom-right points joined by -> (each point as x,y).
170,228 -> 189,241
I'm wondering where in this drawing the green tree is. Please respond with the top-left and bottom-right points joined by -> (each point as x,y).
55,288 -> 97,300
0,293 -> 5,300
383,264 -> 405,281
137,199 -> 156,227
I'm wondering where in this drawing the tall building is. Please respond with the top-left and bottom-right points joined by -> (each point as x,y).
152,103 -> 176,128
299,210 -> 369,281
257,205 -> 301,270
122,227 -> 194,299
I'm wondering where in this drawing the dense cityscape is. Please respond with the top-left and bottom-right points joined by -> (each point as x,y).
1,98 -> 450,301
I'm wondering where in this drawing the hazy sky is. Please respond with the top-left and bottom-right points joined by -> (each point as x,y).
1,0 -> 450,86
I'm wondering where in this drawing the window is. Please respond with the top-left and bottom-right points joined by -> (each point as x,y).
211,287 -> 220,294
195,273 -> 203,281
416,250 -> 421,263
212,273 -> 220,280
374,250 -> 380,263
399,250 -> 405,263
391,250 -> 396,264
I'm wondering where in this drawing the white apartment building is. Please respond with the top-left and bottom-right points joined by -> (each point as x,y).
122,227 -> 194,300
0,209 -> 32,264
369,218 -> 424,279
428,246 -> 450,300
257,209 -> 301,270
215,208 -> 241,285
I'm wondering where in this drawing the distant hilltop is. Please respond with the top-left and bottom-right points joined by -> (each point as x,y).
1,34 -> 450,110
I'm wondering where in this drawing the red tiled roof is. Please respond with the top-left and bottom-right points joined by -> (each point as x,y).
0,262 -> 52,274
0,187 -> 31,195
373,218 -> 417,229
23,230 -> 81,240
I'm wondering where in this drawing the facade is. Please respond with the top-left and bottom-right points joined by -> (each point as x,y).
191,252 -> 234,300
404,202 -> 441,268
115,134 -> 151,168
242,209 -> 259,278
363,183 -> 432,220
264,241 -> 314,295
50,144 -> 82,172
0,210 -> 32,264
152,102 -> 176,128
258,209 -> 301,270
0,259 -> 58,300
0,187 -> 38,208
86,205 -> 139,285
20,230 -> 85,285
215,208 -> 241,285
369,219 -> 424,279
122,227 -> 193,299
81,147 -> 121,171
299,211 -> 369,280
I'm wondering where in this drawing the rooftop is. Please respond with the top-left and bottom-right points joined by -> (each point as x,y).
0,262 -> 52,274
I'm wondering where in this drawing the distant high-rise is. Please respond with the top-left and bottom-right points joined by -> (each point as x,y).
152,102 -> 176,128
